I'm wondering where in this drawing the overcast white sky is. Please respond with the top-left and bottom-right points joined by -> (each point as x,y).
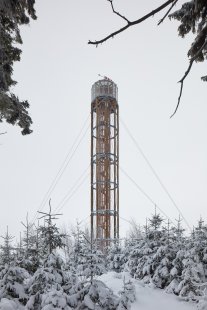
0,0 -> 206,239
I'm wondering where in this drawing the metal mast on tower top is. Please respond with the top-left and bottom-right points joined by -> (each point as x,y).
91,78 -> 119,249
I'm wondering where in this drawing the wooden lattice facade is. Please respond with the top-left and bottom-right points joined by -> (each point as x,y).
91,79 -> 119,249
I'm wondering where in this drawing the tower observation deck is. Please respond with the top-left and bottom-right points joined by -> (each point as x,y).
91,78 -> 119,249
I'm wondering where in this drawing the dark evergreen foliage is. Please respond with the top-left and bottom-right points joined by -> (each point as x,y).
169,0 -> 207,81
0,0 -> 36,134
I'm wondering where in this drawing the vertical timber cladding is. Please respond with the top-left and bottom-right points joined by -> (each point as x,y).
91,79 -> 119,249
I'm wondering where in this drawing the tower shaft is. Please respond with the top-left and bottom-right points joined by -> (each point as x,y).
91,79 -> 119,249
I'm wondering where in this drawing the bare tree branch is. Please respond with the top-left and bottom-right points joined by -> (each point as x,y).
89,0 -> 206,117
88,0 -> 176,45
107,0 -> 130,23
170,39 -> 207,118
158,0 -> 178,25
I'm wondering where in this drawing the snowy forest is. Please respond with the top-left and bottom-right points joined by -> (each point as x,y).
0,0 -> 207,309
0,210 -> 207,310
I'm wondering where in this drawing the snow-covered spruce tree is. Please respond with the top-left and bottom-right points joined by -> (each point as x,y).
178,253 -> 204,301
38,203 -> 66,257
106,243 -> 125,273
63,225 -> 118,309
26,205 -> 70,309
67,279 -> 119,310
0,264 -> 29,306
176,219 -> 207,301
17,216 -> 40,274
0,0 -> 36,134
46,238 -> 118,309
85,245 -> 106,279
0,226 -> 15,266
120,240 -> 133,273
139,214 -> 166,285
41,289 -> 72,310
128,212 -> 166,285
117,278 -> 136,310
152,220 -> 178,289
165,218 -> 207,300
61,226 -> 73,266
39,222 -> 64,256
165,216 -> 186,295
70,224 -> 105,279
70,224 -> 90,278
26,253 -> 72,310
165,249 -> 186,295
192,219 -> 207,276
123,221 -> 144,271
126,218 -> 150,278
127,219 -> 143,241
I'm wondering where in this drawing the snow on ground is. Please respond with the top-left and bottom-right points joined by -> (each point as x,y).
98,272 -> 196,310
0,298 -> 22,310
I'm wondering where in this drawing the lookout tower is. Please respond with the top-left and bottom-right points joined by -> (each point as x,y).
91,78 -> 119,249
